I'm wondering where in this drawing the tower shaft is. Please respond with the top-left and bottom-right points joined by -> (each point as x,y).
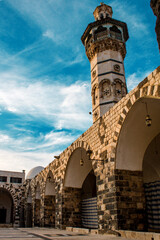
82,3 -> 129,123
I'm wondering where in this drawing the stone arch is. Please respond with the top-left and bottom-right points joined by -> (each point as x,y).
44,170 -> 56,196
35,182 -> 41,200
112,79 -> 160,231
143,133 -> 160,231
25,183 -> 34,227
1,186 -> 17,206
115,94 -> 160,170
86,33 -> 92,44
110,25 -> 122,40
0,187 -> 14,224
91,83 -> 99,105
42,170 -> 56,227
94,25 -> 108,41
63,141 -> 91,175
63,141 -> 98,229
113,78 -> 124,97
99,79 -> 111,98
64,147 -> 92,189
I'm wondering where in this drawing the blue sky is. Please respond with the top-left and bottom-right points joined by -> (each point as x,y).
0,0 -> 159,175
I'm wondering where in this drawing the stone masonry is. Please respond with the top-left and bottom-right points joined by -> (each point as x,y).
25,66 -> 160,233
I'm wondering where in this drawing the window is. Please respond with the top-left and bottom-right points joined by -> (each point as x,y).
100,14 -> 104,20
100,79 -> 111,98
0,176 -> 7,182
94,26 -> 107,41
92,84 -> 98,105
110,26 -> 122,40
10,177 -> 22,184
95,26 -> 107,34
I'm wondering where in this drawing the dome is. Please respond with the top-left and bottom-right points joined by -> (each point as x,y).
26,166 -> 44,180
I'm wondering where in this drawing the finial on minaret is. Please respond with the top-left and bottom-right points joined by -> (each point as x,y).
93,2 -> 113,20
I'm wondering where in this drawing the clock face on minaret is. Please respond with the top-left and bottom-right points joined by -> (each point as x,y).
81,3 -> 129,123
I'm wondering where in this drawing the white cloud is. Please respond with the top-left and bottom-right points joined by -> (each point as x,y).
43,29 -> 63,45
0,129 -> 78,175
127,70 -> 152,91
111,1 -> 149,38
0,149 -> 52,175
0,72 -> 91,130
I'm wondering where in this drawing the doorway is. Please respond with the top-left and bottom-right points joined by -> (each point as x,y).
0,208 -> 7,223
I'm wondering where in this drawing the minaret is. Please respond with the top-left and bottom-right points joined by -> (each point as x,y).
81,2 -> 129,123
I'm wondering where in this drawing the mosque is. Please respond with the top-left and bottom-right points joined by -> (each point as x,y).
0,1 -> 160,237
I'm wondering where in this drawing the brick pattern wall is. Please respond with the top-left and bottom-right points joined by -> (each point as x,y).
24,67 -> 160,232
44,196 -> 55,227
0,183 -> 25,227
34,199 -> 40,226
115,170 -> 146,231
62,187 -> 82,228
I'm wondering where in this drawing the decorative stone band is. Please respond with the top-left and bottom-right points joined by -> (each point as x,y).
86,38 -> 126,61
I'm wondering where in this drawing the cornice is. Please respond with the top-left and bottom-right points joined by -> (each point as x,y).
86,38 -> 126,61
81,17 -> 129,44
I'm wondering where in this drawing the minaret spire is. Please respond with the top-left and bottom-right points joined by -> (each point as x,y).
81,3 -> 129,123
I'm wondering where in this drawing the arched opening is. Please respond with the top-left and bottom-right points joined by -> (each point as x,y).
100,13 -> 104,20
81,170 -> 98,229
115,97 -> 160,231
0,188 -> 13,225
26,187 -> 32,227
100,79 -> 111,99
143,133 -> 160,232
44,171 -> 56,227
110,25 -> 122,40
63,147 -> 98,229
92,84 -> 98,106
94,25 -> 108,41
34,183 -> 41,227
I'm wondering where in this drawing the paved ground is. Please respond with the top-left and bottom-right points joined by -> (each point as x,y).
0,228 -> 131,240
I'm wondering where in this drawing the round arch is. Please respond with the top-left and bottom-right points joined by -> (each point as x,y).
63,144 -> 98,229
64,147 -> 92,188
116,97 -> 160,171
44,170 -> 56,196
0,188 -> 14,224
35,182 -> 41,200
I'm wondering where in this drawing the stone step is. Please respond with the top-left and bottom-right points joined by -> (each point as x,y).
0,224 -> 13,228
66,227 -> 98,235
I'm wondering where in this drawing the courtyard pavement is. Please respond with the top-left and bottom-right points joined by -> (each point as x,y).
0,228 -> 132,240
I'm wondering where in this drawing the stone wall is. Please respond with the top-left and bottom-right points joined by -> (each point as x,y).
62,187 -> 81,228
34,199 -> 40,226
0,182 -> 25,227
24,67 -> 160,233
44,196 -> 55,227
115,170 -> 146,231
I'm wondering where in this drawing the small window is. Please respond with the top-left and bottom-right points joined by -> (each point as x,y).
10,177 -> 22,184
0,176 -> 7,182
95,25 -> 107,34
100,14 -> 104,20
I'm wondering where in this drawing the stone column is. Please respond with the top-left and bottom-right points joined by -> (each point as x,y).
115,170 -> 146,231
62,187 -> 82,229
